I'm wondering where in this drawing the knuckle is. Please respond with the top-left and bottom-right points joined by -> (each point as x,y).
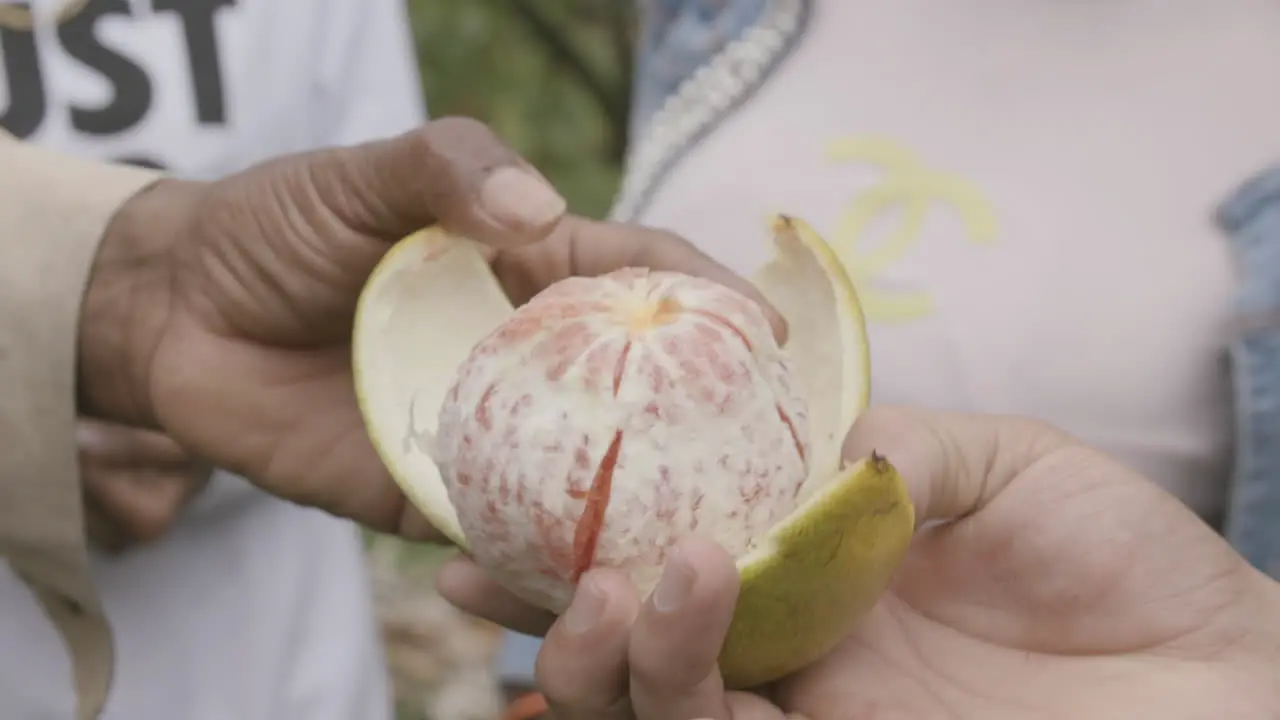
645,228 -> 696,258
395,116 -> 516,222
995,414 -> 1079,459
626,227 -> 701,273
624,656 -> 665,689
533,643 -> 623,713
183,463 -> 212,488
79,462 -> 108,485
532,650 -> 577,705
626,654 -> 690,697
418,116 -> 506,160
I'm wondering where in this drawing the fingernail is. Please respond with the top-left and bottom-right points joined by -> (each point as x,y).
478,166 -> 566,230
652,548 -> 695,613
562,577 -> 605,635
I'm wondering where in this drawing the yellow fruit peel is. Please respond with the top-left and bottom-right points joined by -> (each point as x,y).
724,454 -> 915,689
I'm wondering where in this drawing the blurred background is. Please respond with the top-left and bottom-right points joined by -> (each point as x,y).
371,2 -> 637,719
412,0 -> 634,217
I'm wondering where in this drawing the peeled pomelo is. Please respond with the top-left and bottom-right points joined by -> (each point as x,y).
353,216 -> 915,689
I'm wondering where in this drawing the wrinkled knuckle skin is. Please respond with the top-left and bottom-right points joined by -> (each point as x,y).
532,651 -> 577,706
1006,415 -> 1081,460
420,116 -> 510,164
625,656 -> 688,698
399,116 -> 520,221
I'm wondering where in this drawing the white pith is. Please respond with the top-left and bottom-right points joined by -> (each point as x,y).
352,230 -> 515,548
352,219 -> 869,598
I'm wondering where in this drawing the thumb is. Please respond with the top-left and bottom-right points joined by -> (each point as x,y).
840,406 -> 1077,526
310,117 -> 567,248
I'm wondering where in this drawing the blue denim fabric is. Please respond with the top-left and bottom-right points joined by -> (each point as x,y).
1217,168 -> 1280,579
498,0 -> 1280,684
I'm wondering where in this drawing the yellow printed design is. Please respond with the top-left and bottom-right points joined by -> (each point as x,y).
823,137 -> 997,323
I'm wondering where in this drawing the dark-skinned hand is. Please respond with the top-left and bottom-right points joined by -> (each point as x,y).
78,416 -> 210,552
80,117 -> 784,542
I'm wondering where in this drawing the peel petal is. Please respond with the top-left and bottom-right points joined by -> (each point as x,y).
353,227 -> 514,547
751,215 -> 871,495
724,455 -> 915,689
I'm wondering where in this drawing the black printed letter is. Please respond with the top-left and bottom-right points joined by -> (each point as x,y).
0,6 -> 46,138
58,0 -> 151,135
153,0 -> 235,125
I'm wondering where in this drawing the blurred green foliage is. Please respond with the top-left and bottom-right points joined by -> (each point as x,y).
407,0 -> 636,218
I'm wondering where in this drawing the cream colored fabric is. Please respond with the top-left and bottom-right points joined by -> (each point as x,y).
0,131 -> 160,720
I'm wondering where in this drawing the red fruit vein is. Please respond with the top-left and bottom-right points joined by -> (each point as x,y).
571,429 -> 622,582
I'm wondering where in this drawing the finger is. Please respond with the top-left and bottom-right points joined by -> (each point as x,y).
77,417 -> 191,467
83,496 -> 130,553
396,505 -> 445,544
628,536 -> 741,720
492,217 -> 788,343
435,555 -> 557,637
722,694 -> 794,720
839,405 -> 1077,526
82,465 -> 206,544
535,570 -> 640,720
317,117 -> 566,248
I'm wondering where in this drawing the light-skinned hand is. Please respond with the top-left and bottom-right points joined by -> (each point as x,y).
439,406 -> 1280,720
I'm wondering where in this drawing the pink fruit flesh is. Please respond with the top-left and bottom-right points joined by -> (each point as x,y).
435,268 -> 809,612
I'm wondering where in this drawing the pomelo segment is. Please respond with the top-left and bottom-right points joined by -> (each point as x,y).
724,454 -> 914,689
353,227 -> 513,547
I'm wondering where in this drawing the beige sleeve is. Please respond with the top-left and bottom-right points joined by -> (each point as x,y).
0,131 -> 161,720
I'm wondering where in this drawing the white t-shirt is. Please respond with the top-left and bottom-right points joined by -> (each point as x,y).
636,0 -> 1280,522
0,1 -> 424,718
